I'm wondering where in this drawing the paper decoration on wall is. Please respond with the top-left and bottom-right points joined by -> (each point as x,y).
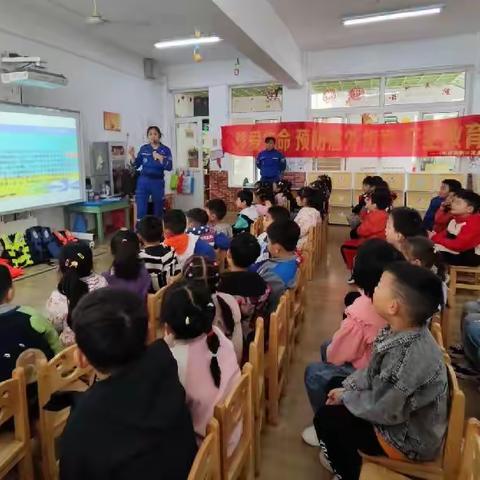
322,89 -> 336,104
104,112 -> 121,132
348,87 -> 365,102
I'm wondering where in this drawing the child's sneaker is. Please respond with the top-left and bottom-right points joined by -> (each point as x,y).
452,362 -> 480,380
448,344 -> 465,359
301,425 -> 320,447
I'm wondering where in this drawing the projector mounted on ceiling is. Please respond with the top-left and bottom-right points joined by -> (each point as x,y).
0,53 -> 68,89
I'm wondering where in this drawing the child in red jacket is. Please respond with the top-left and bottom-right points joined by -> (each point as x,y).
431,189 -> 480,266
433,191 -> 457,233
341,188 -> 392,277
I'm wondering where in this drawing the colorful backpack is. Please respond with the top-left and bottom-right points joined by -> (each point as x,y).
25,227 -> 60,264
0,232 -> 34,268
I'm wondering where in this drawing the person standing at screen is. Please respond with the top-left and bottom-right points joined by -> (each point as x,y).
255,136 -> 287,184
129,126 -> 173,220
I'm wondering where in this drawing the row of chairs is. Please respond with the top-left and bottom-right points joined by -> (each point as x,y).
360,319 -> 479,479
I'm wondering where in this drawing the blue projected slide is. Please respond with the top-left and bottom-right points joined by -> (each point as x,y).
0,107 -> 83,214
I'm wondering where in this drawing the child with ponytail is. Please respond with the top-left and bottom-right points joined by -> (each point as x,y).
182,256 -> 243,362
295,187 -> 322,249
162,281 -> 240,443
102,229 -> 151,300
47,242 -> 107,346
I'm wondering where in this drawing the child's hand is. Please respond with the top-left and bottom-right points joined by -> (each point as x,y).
427,230 -> 435,239
153,151 -> 165,162
326,388 -> 345,405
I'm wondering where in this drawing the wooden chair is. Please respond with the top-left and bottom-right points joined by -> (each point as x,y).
266,294 -> 288,425
315,222 -> 323,264
37,345 -> 93,480
431,321 -> 452,365
250,217 -> 263,237
360,463 -> 409,480
188,418 -> 222,480
303,227 -> 316,281
458,418 -> 480,480
214,363 -> 254,480
0,369 -> 34,480
361,363 -> 465,480
248,318 -> 265,476
146,273 -> 181,344
448,266 -> 480,306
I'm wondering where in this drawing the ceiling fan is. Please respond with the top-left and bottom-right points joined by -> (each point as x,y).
47,0 -> 150,27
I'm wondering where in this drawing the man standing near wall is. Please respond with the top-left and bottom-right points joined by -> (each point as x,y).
255,137 -> 287,183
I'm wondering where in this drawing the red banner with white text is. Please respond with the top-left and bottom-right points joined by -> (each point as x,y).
221,116 -> 480,157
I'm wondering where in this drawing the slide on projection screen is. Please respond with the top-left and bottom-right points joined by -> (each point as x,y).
0,103 -> 83,215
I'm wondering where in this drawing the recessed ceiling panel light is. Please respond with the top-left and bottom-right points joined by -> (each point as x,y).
154,36 -> 221,49
343,5 -> 444,26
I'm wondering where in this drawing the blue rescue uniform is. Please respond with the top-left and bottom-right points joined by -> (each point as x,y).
255,148 -> 286,183
134,143 -> 173,219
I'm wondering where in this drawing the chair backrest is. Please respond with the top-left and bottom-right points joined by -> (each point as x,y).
442,363 -> 466,478
269,295 -> 288,360
216,249 -> 227,273
250,217 -> 263,237
430,321 -> 451,365
458,418 -> 480,480
37,345 -> 93,480
248,318 -> 265,418
188,418 -> 222,480
214,363 -> 253,480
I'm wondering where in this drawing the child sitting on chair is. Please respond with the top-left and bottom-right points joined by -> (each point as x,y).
232,190 -> 259,235
163,209 -> 215,268
0,265 -> 61,382
137,215 -> 179,293
47,242 -> 107,346
302,239 -> 404,447
256,205 -> 290,264
60,289 -> 197,479
258,220 -> 300,313
295,187 -> 322,249
314,263 -> 448,480
253,185 -> 274,217
385,207 -> 426,255
162,281 -> 241,445
103,229 -> 151,300
186,208 -> 230,251
423,178 -> 462,231
431,189 -> 480,267
205,198 -> 232,238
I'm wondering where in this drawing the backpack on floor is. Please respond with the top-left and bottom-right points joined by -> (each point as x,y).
53,230 -> 78,247
0,232 -> 34,268
25,226 -> 60,263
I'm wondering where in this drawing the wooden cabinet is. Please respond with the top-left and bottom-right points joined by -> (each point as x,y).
382,173 -> 405,191
406,191 -> 432,211
407,174 -> 435,192
330,172 -> 353,190
329,207 -> 350,226
330,190 -> 352,207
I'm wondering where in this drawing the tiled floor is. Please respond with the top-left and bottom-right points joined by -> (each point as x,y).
12,225 -> 480,479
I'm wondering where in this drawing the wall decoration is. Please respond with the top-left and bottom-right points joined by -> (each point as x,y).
103,111 -> 121,132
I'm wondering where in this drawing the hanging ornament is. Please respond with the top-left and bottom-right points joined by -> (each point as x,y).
442,87 -> 452,96
348,87 -> 365,102
192,29 -> 203,63
234,57 -> 240,76
265,82 -> 281,103
322,88 -> 336,103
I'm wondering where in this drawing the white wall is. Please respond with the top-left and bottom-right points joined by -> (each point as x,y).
0,28 -> 166,228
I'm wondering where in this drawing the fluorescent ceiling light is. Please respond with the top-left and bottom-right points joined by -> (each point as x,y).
154,35 -> 221,49
343,5 -> 444,26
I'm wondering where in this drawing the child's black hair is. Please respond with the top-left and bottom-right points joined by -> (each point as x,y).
442,179 -> 462,194
254,187 -> 275,205
370,187 -> 392,210
384,262 -> 444,326
229,232 -> 261,268
182,256 -> 235,338
362,175 -> 375,187
297,186 -> 322,211
237,189 -> 253,207
187,208 -> 209,227
353,239 -> 405,298
267,220 -> 300,252
267,205 -> 290,223
265,136 -> 276,144
161,281 -> 221,388
163,209 -> 187,235
72,288 -> 147,373
137,215 -> 163,244
390,207 -> 426,238
206,199 -> 227,221
455,189 -> 480,213
275,179 -> 295,211
110,229 -> 142,281
0,264 -> 12,302
58,242 -> 94,328
405,236 -> 446,282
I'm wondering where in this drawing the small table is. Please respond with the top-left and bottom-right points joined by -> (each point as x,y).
65,198 -> 131,243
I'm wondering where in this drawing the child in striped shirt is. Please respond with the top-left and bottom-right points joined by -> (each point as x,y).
137,215 -> 180,293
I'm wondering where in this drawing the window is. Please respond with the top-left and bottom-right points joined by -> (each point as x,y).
311,78 -> 380,110
231,84 -> 283,113
175,91 -> 209,118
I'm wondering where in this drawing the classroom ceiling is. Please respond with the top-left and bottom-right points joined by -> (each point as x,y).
14,0 -> 240,66
268,0 -> 480,50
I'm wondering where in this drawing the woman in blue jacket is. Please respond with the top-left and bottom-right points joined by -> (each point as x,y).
129,126 -> 173,220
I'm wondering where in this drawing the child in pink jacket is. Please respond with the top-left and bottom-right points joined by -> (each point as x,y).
162,280 -> 241,448
302,239 -> 404,447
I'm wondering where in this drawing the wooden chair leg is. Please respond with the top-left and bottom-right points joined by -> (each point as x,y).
17,451 -> 34,480
267,375 -> 279,425
448,269 -> 457,307
441,307 -> 450,349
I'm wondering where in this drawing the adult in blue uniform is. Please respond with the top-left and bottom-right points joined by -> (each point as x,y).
255,136 -> 286,183
129,126 -> 173,219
